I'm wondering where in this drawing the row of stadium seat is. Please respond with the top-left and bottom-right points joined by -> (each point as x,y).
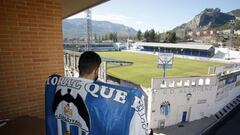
214,95 -> 240,119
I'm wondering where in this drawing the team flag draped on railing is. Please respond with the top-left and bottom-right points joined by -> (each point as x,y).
45,75 -> 149,135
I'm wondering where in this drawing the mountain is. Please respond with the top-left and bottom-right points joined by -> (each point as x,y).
62,18 -> 137,39
173,8 -> 236,31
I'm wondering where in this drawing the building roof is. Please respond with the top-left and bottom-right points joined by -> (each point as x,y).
62,0 -> 108,19
135,42 -> 214,50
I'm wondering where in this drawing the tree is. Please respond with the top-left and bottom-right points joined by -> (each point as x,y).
98,35 -> 102,41
149,29 -> 155,42
101,35 -> 105,41
235,20 -> 240,30
109,33 -> 114,41
154,32 -> 161,42
166,32 -> 176,43
232,36 -> 240,48
136,30 -> 142,41
144,30 -> 150,42
112,32 -> 118,42
108,32 -> 118,42
104,34 -> 109,40
94,33 -> 97,42
114,33 -> 118,42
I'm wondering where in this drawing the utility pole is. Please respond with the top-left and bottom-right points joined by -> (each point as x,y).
227,20 -> 235,59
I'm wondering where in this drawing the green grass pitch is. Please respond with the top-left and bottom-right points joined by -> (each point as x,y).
98,52 -> 224,88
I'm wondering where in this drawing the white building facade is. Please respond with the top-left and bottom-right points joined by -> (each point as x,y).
149,71 -> 240,129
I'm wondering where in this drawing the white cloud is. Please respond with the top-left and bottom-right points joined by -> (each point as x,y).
92,14 -> 132,23
66,12 -> 132,23
65,12 -> 148,31
66,13 -> 85,19
136,21 -> 144,25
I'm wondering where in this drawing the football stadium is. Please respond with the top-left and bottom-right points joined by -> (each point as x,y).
2,0 -> 240,135
64,49 -> 240,133
97,51 -> 224,87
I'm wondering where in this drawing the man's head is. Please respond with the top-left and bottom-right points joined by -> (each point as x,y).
78,51 -> 101,81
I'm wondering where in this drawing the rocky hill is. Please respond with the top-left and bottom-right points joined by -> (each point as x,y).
173,8 -> 237,31
228,9 -> 240,18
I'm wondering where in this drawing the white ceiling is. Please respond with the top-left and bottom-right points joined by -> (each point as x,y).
61,0 -> 108,19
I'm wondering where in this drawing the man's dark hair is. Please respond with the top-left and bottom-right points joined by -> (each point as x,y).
78,51 -> 101,76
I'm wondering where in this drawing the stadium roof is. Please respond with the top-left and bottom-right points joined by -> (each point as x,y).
135,42 -> 214,50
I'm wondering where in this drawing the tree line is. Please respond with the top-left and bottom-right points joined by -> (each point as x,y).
94,32 -> 118,42
64,29 -> 177,43
136,29 -> 176,43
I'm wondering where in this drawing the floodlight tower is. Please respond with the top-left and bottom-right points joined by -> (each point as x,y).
85,9 -> 92,51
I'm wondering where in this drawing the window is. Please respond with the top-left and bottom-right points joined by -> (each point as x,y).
205,78 -> 210,85
198,78 -> 204,85
192,81 -> 196,86
169,80 -> 175,87
184,80 -> 190,86
160,81 -> 167,88
176,80 -> 182,87
160,101 -> 171,116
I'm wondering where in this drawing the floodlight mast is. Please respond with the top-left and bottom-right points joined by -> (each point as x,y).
158,52 -> 174,84
158,48 -> 165,83
163,62 -> 167,78
160,58 -> 167,84
158,48 -> 167,80
159,58 -> 172,79
85,9 -> 92,51
228,20 -> 235,59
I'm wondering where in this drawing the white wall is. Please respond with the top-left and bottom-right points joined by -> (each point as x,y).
149,74 -> 240,129
150,76 -> 217,128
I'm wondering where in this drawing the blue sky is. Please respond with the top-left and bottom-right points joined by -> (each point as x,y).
67,0 -> 240,32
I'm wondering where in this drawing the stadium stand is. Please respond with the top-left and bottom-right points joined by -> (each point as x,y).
134,42 -> 215,58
